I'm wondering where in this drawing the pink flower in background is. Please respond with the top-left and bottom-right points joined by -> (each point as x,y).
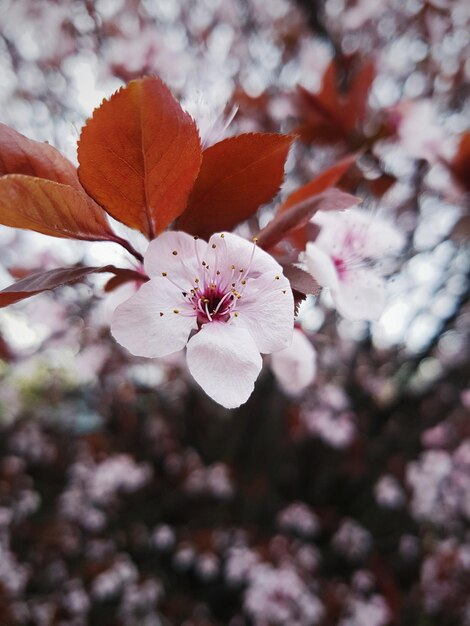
271,328 -> 317,396
111,231 -> 294,408
304,209 -> 404,321
390,99 -> 454,163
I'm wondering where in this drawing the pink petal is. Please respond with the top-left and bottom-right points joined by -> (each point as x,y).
271,328 -> 317,395
186,321 -> 262,408
235,271 -> 294,353
111,278 -> 196,357
304,243 -> 339,289
144,230 -> 206,280
211,231 -> 283,276
332,268 -> 386,321
313,209 -> 405,259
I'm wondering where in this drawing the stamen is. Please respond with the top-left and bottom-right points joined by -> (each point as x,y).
213,291 -> 234,315
239,239 -> 258,284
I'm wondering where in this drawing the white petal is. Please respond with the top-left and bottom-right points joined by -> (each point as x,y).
332,268 -> 386,321
313,208 -> 405,258
271,328 -> 317,396
212,231 -> 283,276
186,321 -> 262,408
304,243 -> 339,290
235,272 -> 294,353
111,278 -> 196,357
144,231 -> 206,281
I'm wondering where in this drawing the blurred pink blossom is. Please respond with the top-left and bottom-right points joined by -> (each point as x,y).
389,100 -> 455,162
304,209 -> 404,321
271,328 -> 317,396
244,563 -> 324,626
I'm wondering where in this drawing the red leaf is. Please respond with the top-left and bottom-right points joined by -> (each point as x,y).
104,271 -> 147,292
77,76 -> 202,239
0,265 -> 143,307
282,264 -> 320,297
177,133 -> 295,238
0,175 -> 119,242
296,60 -> 375,143
256,188 -> 360,251
0,123 -> 82,189
449,131 -> 470,192
278,154 -> 358,249
281,153 -> 359,212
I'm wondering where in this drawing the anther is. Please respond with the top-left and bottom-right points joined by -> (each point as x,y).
234,312 -> 239,317
193,236 -> 199,240
275,275 -> 280,280
162,272 -> 167,276
212,244 -> 216,249
160,312 -> 164,316
241,280 -> 246,285
252,236 -> 258,243
216,271 -> 220,275
173,309 -> 179,314
220,233 -> 225,238
172,251 -> 178,256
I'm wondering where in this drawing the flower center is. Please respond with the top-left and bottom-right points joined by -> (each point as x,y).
191,284 -> 236,324
333,256 -> 348,278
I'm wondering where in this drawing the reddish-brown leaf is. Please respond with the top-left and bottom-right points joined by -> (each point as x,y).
278,154 -> 358,249
0,123 -> 82,189
296,60 -> 375,143
282,264 -> 320,297
280,153 -> 359,213
0,175 -> 118,242
104,270 -> 148,292
0,265 -> 143,307
177,133 -> 295,238
256,187 -> 360,251
449,131 -> 470,192
77,76 -> 202,239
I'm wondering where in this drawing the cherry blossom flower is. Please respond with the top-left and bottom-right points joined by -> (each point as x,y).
389,99 -> 455,163
271,328 -> 317,395
111,231 -> 294,408
304,209 -> 404,321
244,563 -> 324,625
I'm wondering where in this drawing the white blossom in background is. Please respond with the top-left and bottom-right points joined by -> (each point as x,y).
407,442 -> 470,528
225,546 -> 260,586
332,519 -> 373,561
304,208 -> 404,321
271,328 -> 317,396
338,593 -> 391,626
183,92 -> 238,148
277,501 -> 319,537
111,231 -> 294,408
244,563 -> 324,626
390,99 -> 455,163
